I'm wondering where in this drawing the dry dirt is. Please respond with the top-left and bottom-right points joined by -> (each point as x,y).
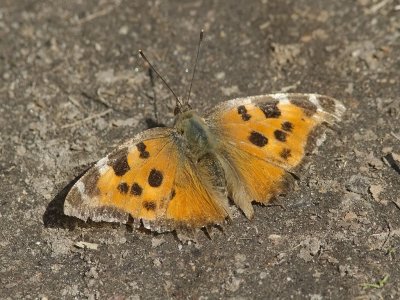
1,0 -> 400,299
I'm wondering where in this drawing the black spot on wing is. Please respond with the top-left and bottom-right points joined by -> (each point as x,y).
282,121 -> 293,132
148,169 -> 163,187
237,105 -> 251,121
274,130 -> 287,142
117,182 -> 129,194
249,131 -> 268,147
108,147 -> 130,176
143,201 -> 156,211
170,189 -> 176,199
280,148 -> 292,160
290,99 -> 317,116
258,101 -> 281,118
131,183 -> 143,196
136,142 -> 150,159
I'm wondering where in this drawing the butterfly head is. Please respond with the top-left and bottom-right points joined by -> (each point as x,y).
174,101 -> 192,116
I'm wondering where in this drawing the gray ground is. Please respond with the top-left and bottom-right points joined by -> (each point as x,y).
1,0 -> 400,299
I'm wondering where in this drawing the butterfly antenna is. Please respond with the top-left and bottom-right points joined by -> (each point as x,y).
148,68 -> 159,123
139,50 -> 182,107
186,29 -> 204,104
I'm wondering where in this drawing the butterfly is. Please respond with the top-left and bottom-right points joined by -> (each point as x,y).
64,33 -> 345,233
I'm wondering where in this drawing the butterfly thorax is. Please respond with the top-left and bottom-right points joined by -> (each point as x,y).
174,110 -> 217,161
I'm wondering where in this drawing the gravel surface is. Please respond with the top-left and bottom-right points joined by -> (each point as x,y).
1,0 -> 399,299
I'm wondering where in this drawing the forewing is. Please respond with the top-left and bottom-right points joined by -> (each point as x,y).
64,127 -> 229,231
206,93 -> 345,217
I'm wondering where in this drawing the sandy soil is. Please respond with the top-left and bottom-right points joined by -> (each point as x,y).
1,0 -> 399,299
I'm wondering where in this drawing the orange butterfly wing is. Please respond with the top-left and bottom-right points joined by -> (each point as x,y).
207,93 -> 345,218
65,93 -> 344,230
64,127 -> 230,231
